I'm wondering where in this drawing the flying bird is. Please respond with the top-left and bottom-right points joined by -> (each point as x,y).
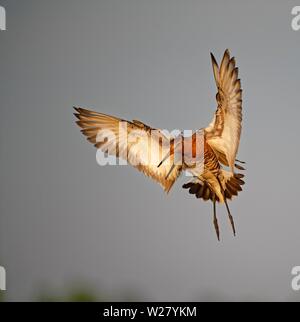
74,49 -> 245,240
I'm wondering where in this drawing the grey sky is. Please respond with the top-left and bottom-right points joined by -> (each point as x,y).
1,0 -> 300,301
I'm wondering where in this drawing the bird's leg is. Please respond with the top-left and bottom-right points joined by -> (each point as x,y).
224,199 -> 236,236
212,196 -> 220,241
216,176 -> 236,237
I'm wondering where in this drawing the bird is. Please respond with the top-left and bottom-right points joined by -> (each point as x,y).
74,49 -> 245,241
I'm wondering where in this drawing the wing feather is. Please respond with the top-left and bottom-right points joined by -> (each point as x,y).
205,49 -> 243,172
74,107 -> 182,192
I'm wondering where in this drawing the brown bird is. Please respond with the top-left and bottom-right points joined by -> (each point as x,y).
74,49 -> 245,240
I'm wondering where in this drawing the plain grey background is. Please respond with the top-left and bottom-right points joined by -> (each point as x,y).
0,0 -> 300,301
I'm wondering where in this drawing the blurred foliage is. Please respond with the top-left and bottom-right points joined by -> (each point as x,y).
36,283 -> 144,302
38,288 -> 99,302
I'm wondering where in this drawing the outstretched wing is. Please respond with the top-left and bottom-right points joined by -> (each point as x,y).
74,107 -> 182,192
205,49 -> 243,172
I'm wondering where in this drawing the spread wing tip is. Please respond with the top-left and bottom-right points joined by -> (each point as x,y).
210,52 -> 218,64
73,106 -> 84,115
